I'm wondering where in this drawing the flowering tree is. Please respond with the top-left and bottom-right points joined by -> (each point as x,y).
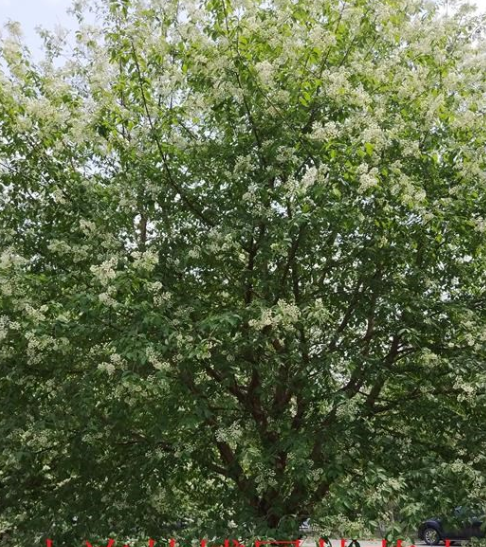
1,0 -> 486,543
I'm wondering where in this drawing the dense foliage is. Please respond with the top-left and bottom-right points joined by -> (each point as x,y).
1,0 -> 486,544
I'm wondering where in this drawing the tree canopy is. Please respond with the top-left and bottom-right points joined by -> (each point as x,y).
1,0 -> 486,544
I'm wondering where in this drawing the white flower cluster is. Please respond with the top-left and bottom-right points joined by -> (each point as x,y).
248,300 -> 300,330
357,165 -> 379,193
362,122 -> 387,152
248,308 -> 274,330
154,291 -> 172,307
90,256 -> 118,286
233,155 -> 255,175
130,249 -> 159,272
175,332 -> 194,350
275,145 -> 293,164
447,460 -> 472,475
300,166 -> 318,192
147,281 -> 163,293
335,401 -> 355,420
473,217 -> 486,233
453,377 -> 476,402
146,346 -> 170,372
479,327 -> 486,342
206,228 -> 240,255
0,248 -> 28,270
392,173 -> 427,209
52,188 -> 67,204
402,139 -> 420,157
23,95 -> 71,129
0,316 -> 9,342
310,120 -> 341,141
24,304 -> 48,322
1,35 -> 23,69
421,348 -> 439,367
283,165 -> 327,199
276,299 -> 300,324
97,362 -> 116,375
421,211 -> 435,223
309,468 -> 324,481
97,351 -> 126,376
48,239 -> 72,255
324,68 -> 352,103
24,331 -> 66,365
187,247 -> 200,259
306,297 -> 330,324
215,422 -> 242,444
255,60 -> 274,87
111,352 -> 126,366
255,468 -> 277,493
79,219 -> 97,235
242,183 -> 259,203
462,331 -> 476,348
98,285 -> 118,308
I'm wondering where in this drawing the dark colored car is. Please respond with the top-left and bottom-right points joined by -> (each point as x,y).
418,507 -> 485,545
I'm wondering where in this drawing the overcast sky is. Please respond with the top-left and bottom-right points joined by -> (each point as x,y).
2,0 -> 486,57
1,0 -> 77,55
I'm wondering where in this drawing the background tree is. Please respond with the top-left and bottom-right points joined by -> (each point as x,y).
1,0 -> 486,544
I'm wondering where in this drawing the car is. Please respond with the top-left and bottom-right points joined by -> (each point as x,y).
299,518 -> 312,534
158,517 -> 192,534
298,518 -> 327,537
418,506 -> 485,545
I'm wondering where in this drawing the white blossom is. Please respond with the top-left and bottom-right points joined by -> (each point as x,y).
90,257 -> 118,285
